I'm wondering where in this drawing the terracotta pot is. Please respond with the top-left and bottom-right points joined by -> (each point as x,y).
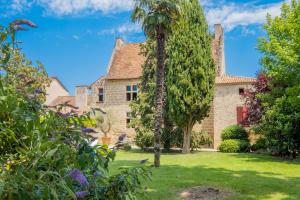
101,136 -> 111,145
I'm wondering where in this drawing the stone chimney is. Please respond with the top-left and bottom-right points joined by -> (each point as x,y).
75,85 -> 88,109
214,24 -> 226,76
115,37 -> 124,50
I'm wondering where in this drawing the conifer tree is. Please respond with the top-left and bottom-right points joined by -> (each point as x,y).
166,0 -> 216,153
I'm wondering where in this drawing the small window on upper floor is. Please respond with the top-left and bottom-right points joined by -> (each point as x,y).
99,88 -> 104,103
126,85 -> 138,101
239,88 -> 245,95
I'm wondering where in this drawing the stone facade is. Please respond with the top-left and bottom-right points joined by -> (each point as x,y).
213,83 -> 252,148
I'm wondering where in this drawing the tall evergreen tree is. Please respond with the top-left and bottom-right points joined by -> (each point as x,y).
132,0 -> 181,167
166,0 -> 216,153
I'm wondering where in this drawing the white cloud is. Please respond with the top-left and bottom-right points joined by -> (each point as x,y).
98,22 -> 142,35
1,0 -> 33,16
37,0 -> 134,16
203,0 -> 286,32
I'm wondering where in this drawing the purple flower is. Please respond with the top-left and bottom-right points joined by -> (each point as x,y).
81,128 -> 96,133
68,169 -> 89,187
34,88 -> 45,95
75,191 -> 89,199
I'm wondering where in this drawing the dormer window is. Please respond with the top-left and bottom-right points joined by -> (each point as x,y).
99,88 -> 104,103
126,85 -> 138,101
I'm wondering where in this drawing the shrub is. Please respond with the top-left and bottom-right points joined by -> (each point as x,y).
251,137 -> 267,151
135,130 -> 154,149
219,139 -> 250,153
221,125 -> 249,141
191,131 -> 213,151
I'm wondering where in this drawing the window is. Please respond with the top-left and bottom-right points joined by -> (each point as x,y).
126,112 -> 131,128
239,88 -> 245,95
126,85 -> 138,101
98,88 -> 104,103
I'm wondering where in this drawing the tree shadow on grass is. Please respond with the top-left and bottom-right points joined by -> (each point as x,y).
111,159 -> 300,200
230,153 -> 300,164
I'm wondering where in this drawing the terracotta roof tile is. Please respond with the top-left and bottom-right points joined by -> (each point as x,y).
106,43 -> 145,80
48,96 -> 77,108
216,75 -> 256,85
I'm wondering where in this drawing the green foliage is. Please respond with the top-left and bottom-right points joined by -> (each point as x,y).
135,129 -> 212,151
131,0 -> 181,38
191,131 -> 213,151
135,130 -> 154,150
167,0 -> 215,126
255,0 -> 300,157
219,139 -> 250,153
221,125 -> 249,141
130,40 -> 156,143
0,24 -> 151,199
251,137 -> 268,151
82,117 -> 97,128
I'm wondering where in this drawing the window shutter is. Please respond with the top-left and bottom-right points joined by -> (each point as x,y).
237,106 -> 243,125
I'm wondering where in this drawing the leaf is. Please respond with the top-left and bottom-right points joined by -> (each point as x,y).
58,181 -> 76,200
46,146 -> 60,158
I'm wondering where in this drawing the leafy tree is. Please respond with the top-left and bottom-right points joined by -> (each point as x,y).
256,0 -> 300,158
166,0 -> 215,153
132,0 -> 181,167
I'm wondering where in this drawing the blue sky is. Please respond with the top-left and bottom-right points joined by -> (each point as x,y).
1,0 -> 288,94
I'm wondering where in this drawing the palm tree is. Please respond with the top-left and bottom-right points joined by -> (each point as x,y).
132,0 -> 180,167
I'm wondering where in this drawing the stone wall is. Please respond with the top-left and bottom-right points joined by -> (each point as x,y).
213,83 -> 252,149
90,77 -> 105,108
91,79 -> 139,143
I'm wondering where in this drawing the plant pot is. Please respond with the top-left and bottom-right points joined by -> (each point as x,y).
101,136 -> 111,145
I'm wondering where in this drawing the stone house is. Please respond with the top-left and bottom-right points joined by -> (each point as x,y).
45,77 -> 70,106
77,24 -> 256,149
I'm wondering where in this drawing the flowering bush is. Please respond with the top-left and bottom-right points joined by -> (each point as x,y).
0,22 -> 150,200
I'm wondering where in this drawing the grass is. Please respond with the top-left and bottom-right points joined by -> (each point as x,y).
110,150 -> 300,200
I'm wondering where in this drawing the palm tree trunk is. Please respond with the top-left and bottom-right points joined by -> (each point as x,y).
154,29 -> 166,167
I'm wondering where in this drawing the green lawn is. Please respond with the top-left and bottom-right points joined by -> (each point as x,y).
110,150 -> 300,200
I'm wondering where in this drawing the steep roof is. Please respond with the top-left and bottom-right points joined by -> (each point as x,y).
48,96 -> 77,109
216,75 -> 256,85
106,43 -> 145,80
